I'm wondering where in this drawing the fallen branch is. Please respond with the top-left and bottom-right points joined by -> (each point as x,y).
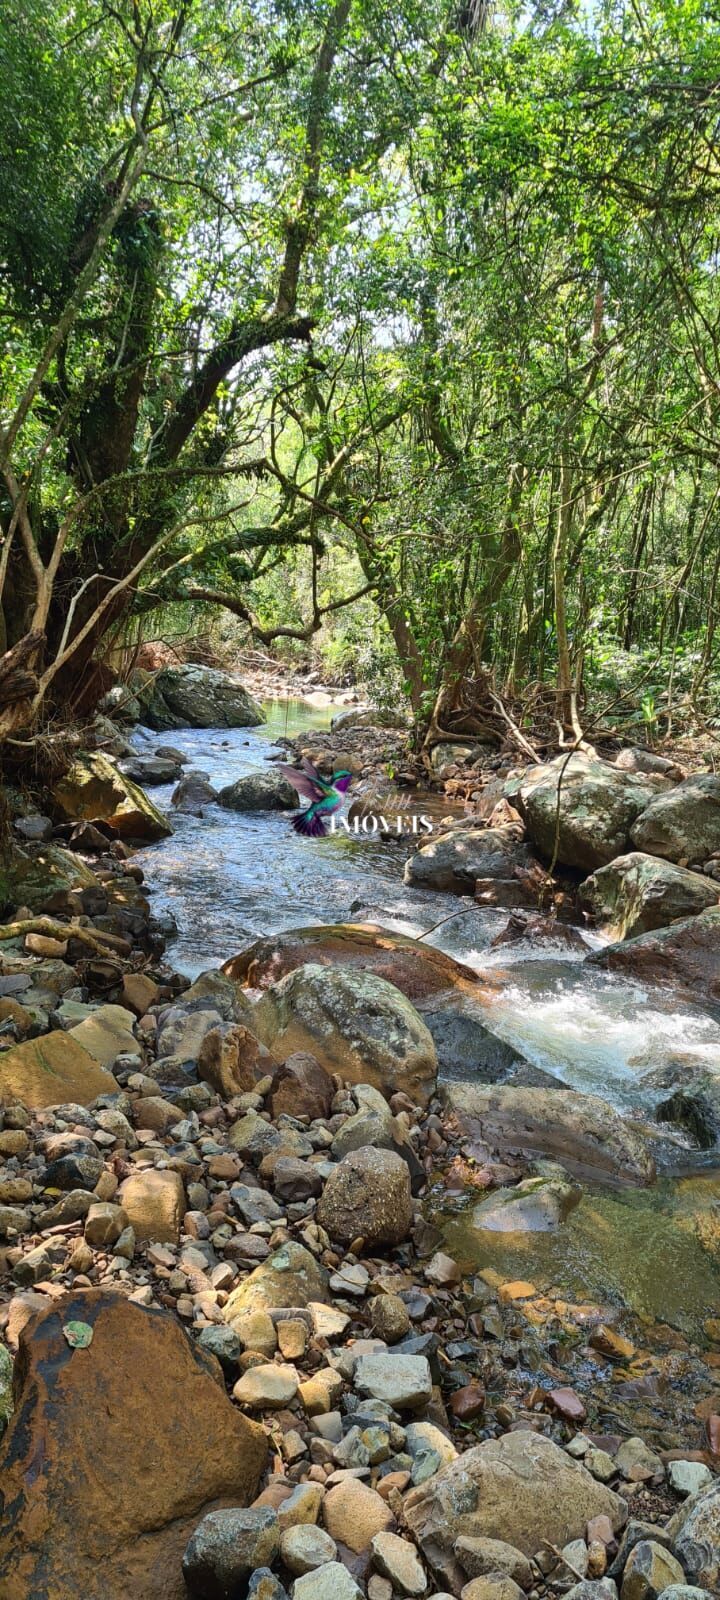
0,917 -> 125,956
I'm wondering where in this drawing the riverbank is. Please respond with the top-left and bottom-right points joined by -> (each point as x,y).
0,668 -> 718,1597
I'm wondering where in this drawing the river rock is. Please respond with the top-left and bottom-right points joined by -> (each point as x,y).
198,1022 -> 272,1098
0,1289 -> 267,1600
461,1580 -> 524,1600
269,1052 -> 335,1119
442,1083 -> 655,1186
371,1293 -> 412,1344
0,1030 -> 115,1109
3,841 -> 99,912
588,908 -> 720,1005
667,1480 -> 720,1589
223,1241 -> 328,1321
52,751 -> 172,840
371,1530 -> 427,1595
472,1170 -> 582,1232
630,775 -> 720,864
156,1003 -> 225,1064
138,664 -> 265,730
122,755 -> 183,786
294,1562 -> 363,1600
281,1524 -> 337,1574
68,1003 -> 137,1067
404,1430 -> 627,1588
233,1363 -> 299,1408
455,1537 -> 534,1589
317,1146 -> 413,1247
251,962 -> 437,1107
354,1352 -> 433,1411
171,773 -> 219,813
223,922 -> 479,1001
323,1478 -> 396,1552
514,753 -> 657,871
404,827 -> 531,894
183,1507 -> 279,1598
415,994 -> 533,1085
653,1591 -> 713,1600
218,770 -> 297,810
117,1168 -> 186,1243
579,853 -> 719,940
332,706 -> 406,731
620,1540 -> 685,1600
615,747 -> 681,777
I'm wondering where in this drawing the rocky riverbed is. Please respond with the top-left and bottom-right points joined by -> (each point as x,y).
0,665 -> 719,1600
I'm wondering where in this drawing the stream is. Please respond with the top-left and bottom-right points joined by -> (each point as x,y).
131,699 -> 720,1342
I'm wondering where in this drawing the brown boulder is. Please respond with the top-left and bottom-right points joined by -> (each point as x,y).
121,972 -> 160,1017
317,1146 -> 413,1247
222,921 -> 479,1000
404,1430 -> 626,1589
52,751 -> 172,841
198,1021 -> 273,1098
269,1052 -> 335,1120
117,1168 -> 186,1243
0,1289 -> 267,1600
588,907 -> 720,1005
0,1031 -> 116,1110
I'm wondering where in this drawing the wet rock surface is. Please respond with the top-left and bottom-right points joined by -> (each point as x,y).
0,1290 -> 267,1599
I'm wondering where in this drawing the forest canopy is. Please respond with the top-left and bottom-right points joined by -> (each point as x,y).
1,0 -> 720,746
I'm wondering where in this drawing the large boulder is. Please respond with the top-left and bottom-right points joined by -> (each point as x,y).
514,753 -> 657,871
403,1430 -> 627,1589
0,1031 -> 116,1110
579,852 -> 719,939
52,752 -> 172,841
218,771 -> 297,811
588,907 -> 720,1005
223,1241 -> 329,1322
0,1289 -> 267,1600
1,843 -> 99,913
667,1479 -> 720,1590
404,828 -> 531,894
442,1082 -> 656,1186
222,922 -> 480,1000
630,774 -> 720,864
68,1004 -> 137,1067
415,993 -> 533,1084
251,963 -> 437,1107
317,1147 -> 413,1247
138,665 -> 265,730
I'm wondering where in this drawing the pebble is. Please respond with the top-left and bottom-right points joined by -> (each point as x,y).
620,1540 -> 686,1600
354,1353 -> 432,1412
232,1363 -> 299,1409
292,1561 -> 363,1600
280,1524 -> 337,1574
371,1530 -> 427,1596
667,1460 -> 713,1497
460,1578 -> 524,1600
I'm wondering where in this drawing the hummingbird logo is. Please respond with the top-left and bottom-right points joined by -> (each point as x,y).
277,757 -> 353,837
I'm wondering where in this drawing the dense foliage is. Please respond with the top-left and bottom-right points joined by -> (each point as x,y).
1,0 -> 719,743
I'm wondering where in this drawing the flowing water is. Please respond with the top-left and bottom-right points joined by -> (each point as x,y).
132,700 -> 720,1341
